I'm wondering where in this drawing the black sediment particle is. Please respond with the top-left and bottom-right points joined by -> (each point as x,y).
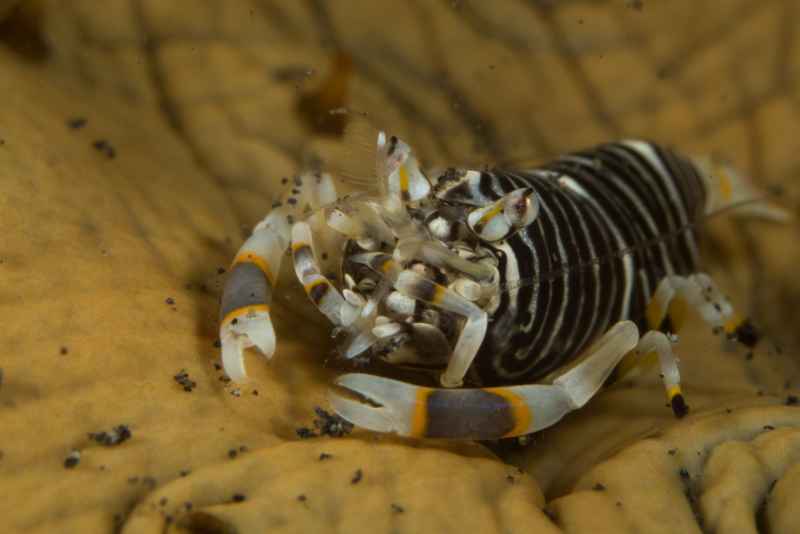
60,346 -> 69,355
296,427 -> 315,439
312,407 -> 353,437
88,425 -> 132,446
92,139 -> 116,159
228,449 -> 238,459
232,493 -> 246,503
165,297 -> 175,305
351,469 -> 363,484
592,483 -> 606,491
173,369 -> 196,392
64,451 -> 80,469
786,395 -> 799,406
319,452 -> 332,461
391,503 -> 404,514
67,117 -> 87,129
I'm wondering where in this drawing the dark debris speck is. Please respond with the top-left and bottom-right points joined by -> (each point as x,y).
217,267 -> 226,275
92,139 -> 116,159
159,497 -> 168,507
64,450 -> 80,469
319,452 -> 332,461
228,449 -> 238,459
173,369 -> 196,392
592,483 -> 606,491
296,427 -> 315,439
67,117 -> 87,129
313,407 -> 354,437
764,425 -> 775,431
625,0 -> 644,10
88,425 -> 132,446
786,395 -> 798,406
351,469 -> 363,485
668,448 -> 677,456
165,297 -> 175,305
60,346 -> 69,355
295,407 -> 353,439
391,503 -> 405,514
179,469 -> 191,477
679,468 -> 690,480
297,494 -> 307,502
232,493 -> 246,503
213,340 -> 221,349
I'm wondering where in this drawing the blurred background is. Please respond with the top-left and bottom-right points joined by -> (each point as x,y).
1,1 -> 799,532
5,0 -> 796,342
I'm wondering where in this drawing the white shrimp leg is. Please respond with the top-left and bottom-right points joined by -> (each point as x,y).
291,221 -> 360,326
394,270 -> 488,388
329,321 -> 640,439
219,210 -> 290,382
219,172 -> 339,382
615,272 -> 758,417
292,221 -> 383,359
641,272 -> 758,347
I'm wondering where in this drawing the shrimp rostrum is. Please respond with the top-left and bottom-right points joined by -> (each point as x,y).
219,132 -> 788,440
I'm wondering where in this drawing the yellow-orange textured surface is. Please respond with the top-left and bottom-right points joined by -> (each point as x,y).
1,1 -> 800,533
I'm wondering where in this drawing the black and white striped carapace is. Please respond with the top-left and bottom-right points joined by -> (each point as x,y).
219,131 -> 788,440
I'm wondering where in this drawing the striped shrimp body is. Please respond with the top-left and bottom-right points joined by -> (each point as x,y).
219,132 -> 788,440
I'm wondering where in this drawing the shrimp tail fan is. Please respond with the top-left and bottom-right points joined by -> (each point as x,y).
693,154 -> 791,222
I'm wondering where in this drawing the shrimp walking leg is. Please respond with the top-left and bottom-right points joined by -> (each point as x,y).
329,321 -> 639,439
219,173 -> 339,382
